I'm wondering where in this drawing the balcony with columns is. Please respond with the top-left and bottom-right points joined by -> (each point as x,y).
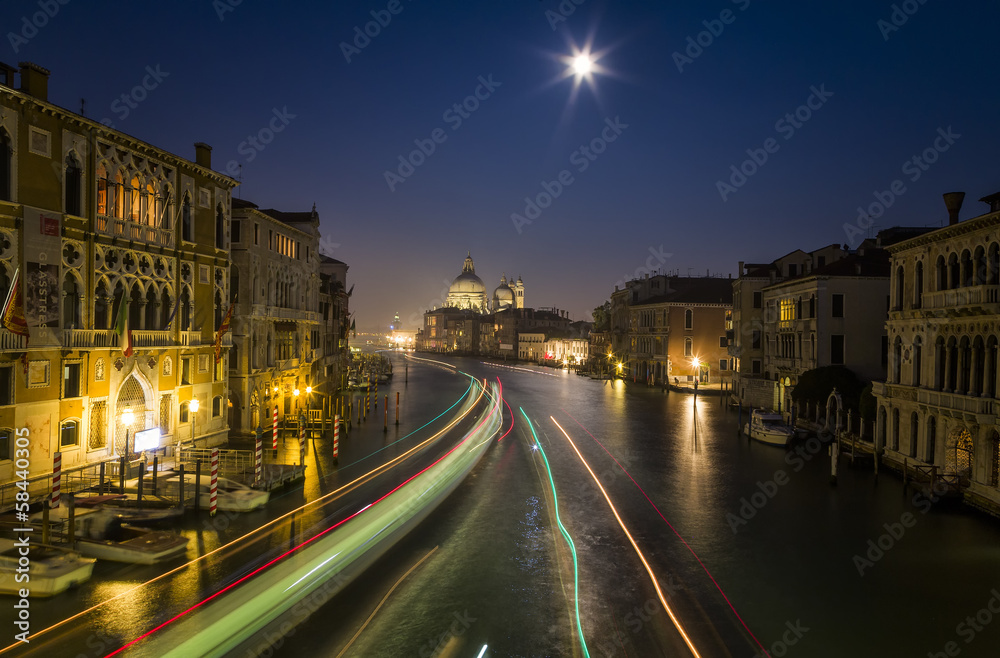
921,284 -> 1000,315
96,215 -> 174,248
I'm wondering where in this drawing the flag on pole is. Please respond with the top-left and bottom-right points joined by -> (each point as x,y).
350,318 -> 356,337
163,302 -> 178,331
113,295 -> 133,357
2,267 -> 30,372
214,301 -> 234,363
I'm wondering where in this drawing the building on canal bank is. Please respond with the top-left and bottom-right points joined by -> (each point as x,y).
873,192 -> 1000,515
0,62 -> 238,488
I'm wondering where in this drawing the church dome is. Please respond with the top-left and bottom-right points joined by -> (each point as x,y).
493,273 -> 514,310
445,252 -> 489,311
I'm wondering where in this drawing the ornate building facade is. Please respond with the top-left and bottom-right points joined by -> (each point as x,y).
227,199 -> 323,436
873,192 -> 1000,514
0,62 -> 237,488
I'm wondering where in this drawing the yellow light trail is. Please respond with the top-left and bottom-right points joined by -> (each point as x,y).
334,545 -> 439,658
1,379 -> 488,655
549,417 -> 703,658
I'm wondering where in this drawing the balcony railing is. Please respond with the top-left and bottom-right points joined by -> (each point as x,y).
922,285 -> 1000,313
96,214 -> 173,248
181,331 -> 202,346
917,388 -> 997,417
1,329 -> 26,350
63,329 -> 115,348
131,330 -> 174,347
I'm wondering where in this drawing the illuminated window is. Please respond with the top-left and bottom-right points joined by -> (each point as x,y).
96,164 -> 108,214
684,337 -> 692,356
60,419 -> 79,447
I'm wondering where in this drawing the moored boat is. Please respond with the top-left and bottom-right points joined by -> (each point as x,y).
744,409 -> 795,447
30,507 -> 188,565
0,538 -> 95,596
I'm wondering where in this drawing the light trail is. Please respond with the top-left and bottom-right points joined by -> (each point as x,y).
495,376 -> 514,442
549,417 -> 702,658
2,374 -> 486,655
334,545 -> 439,658
475,645 -> 488,658
480,361 -> 560,377
520,408 -> 590,658
561,410 -> 770,657
113,382 -> 503,657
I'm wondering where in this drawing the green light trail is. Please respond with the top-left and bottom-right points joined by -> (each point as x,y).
520,407 -> 590,658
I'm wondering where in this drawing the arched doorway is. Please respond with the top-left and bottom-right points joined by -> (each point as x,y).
115,373 -> 151,455
944,427 -> 974,484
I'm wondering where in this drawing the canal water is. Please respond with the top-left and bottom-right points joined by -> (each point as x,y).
284,354 -> 1000,657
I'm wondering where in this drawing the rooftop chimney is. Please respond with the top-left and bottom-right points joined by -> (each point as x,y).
18,62 -> 49,101
738,261 -> 744,276
943,191 -> 965,226
194,142 -> 213,169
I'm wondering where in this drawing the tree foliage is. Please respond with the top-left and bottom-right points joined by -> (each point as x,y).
791,365 -> 866,411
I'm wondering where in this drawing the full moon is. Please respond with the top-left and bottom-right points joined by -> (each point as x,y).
572,54 -> 592,75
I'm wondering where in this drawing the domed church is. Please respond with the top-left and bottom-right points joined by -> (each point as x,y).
445,253 -> 489,312
492,273 -> 524,312
444,254 -> 525,313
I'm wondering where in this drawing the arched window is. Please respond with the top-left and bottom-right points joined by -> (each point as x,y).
230,267 -> 239,303
948,253 -> 960,289
65,154 -> 82,216
96,164 -> 108,215
212,395 -> 222,417
909,412 -> 919,459
160,186 -> 172,230
62,272 -> 81,329
911,337 -> 922,387
927,416 -> 937,465
914,261 -> 923,309
215,206 -> 226,249
936,255 -> 947,291
895,265 -> 905,310
214,289 -> 223,331
891,336 -> 902,383
960,250 -> 973,287
160,288 -> 172,329
974,246 -> 987,286
113,170 -> 125,217
891,408 -> 900,451
179,401 -> 190,424
684,309 -> 693,330
129,175 -> 141,221
684,336 -> 693,357
145,180 -> 157,225
144,286 -> 157,330
182,194 -> 193,242
60,419 -> 80,447
0,129 -> 11,202
180,286 -> 191,331
129,283 -> 142,329
809,295 -> 815,318
989,243 -> 1000,286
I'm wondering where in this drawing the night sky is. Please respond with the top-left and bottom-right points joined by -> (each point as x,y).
3,0 -> 999,331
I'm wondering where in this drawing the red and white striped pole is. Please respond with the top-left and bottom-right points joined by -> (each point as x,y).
254,427 -> 262,486
272,406 -> 278,450
209,448 -> 219,516
299,421 -> 305,466
333,414 -> 340,464
51,451 -> 62,509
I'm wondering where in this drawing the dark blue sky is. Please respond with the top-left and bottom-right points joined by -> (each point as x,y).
4,0 -> 998,330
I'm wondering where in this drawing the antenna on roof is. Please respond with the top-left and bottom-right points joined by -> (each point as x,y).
80,98 -> 85,116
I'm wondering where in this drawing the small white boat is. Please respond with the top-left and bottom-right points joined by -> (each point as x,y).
30,507 -> 188,565
0,538 -> 96,596
131,473 -> 269,512
744,409 -> 795,447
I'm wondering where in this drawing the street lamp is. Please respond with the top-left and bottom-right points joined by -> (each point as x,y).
121,408 -> 134,456
189,398 -> 199,447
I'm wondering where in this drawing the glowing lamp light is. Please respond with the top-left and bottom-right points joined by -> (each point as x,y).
273,386 -> 278,393
189,398 -> 199,413
617,362 -> 623,371
293,388 -> 300,397
120,408 -> 134,426
692,357 -> 701,368
306,386 -> 312,394
573,54 -> 592,75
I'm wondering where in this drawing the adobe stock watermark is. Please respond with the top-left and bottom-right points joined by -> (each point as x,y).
406,278 -> 456,327
224,107 -> 297,178
417,610 -> 477,658
877,0 -> 930,42
842,126 -> 960,247
851,477 -> 951,576
543,0 -> 587,31
212,0 -> 243,21
7,0 -> 71,54
726,430 -> 833,534
672,0 -> 752,73
99,65 -> 170,129
384,75 -> 502,192
340,0 -> 415,63
716,84 -> 834,202
510,116 -> 629,234
752,620 -> 810,658
318,235 -> 341,258
613,246 -> 673,291
927,588 -> 1000,658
